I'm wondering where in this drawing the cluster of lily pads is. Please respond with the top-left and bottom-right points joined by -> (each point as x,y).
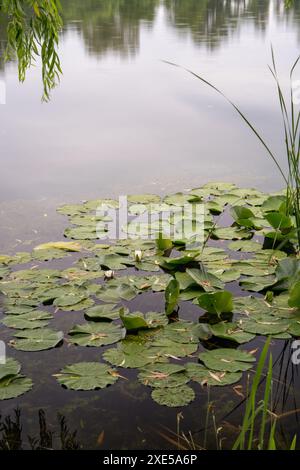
0,182 -> 299,407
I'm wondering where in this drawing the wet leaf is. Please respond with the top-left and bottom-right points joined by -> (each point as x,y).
138,363 -> 188,388
11,329 -> 64,351
210,322 -> 255,344
69,322 -> 124,347
55,362 -> 118,391
289,281 -> 300,308
151,385 -> 195,407
103,340 -> 166,369
2,310 -> 52,330
185,362 -> 242,386
199,348 -> 255,372
165,279 -> 180,315
228,240 -> 262,252
84,304 -> 121,321
197,291 -> 233,315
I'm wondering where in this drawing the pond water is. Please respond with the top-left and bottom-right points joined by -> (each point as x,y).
0,0 -> 300,450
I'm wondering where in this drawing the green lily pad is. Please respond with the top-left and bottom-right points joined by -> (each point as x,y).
163,193 -> 198,206
0,358 -> 21,380
261,196 -> 286,212
55,362 -> 118,391
96,283 -> 137,302
1,310 -> 52,330
11,329 -> 64,351
138,363 -> 188,388
95,254 -> 132,270
240,275 -> 276,292
199,348 -> 255,372
103,339 -> 166,369
212,227 -> 252,240
210,322 -> 255,344
0,376 -> 33,400
120,310 -> 167,331
128,194 -> 161,204
185,362 -> 242,386
159,252 -> 199,270
163,321 -> 211,343
238,316 -> 290,336
150,337 -> 198,358
186,268 -> 224,291
69,322 -> 124,347
289,281 -> 300,308
53,293 -> 88,308
197,291 -> 233,315
165,279 -> 180,315
151,385 -> 195,407
84,304 -> 121,321
230,206 -> 255,222
210,268 -> 241,283
228,240 -> 262,252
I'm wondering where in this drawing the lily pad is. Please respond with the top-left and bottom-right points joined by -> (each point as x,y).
239,275 -> 275,292
103,340 -> 166,369
150,337 -> 198,358
228,240 -> 262,252
120,310 -> 168,331
151,385 -> 195,407
289,281 -> 300,308
163,321 -> 211,343
128,194 -> 161,204
197,291 -> 233,316
138,363 -> 188,388
186,268 -> 224,291
238,316 -> 290,336
11,329 -> 64,351
210,322 -> 255,344
212,227 -> 252,240
96,283 -> 137,302
55,362 -> 118,391
84,304 -> 121,321
185,362 -> 242,386
0,375 -> 33,400
165,279 -> 180,315
34,241 -> 82,252
199,348 -> 255,372
0,358 -> 21,380
1,310 -> 52,330
69,322 -> 124,347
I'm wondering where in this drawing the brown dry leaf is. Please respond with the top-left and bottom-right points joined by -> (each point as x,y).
97,431 -> 105,446
233,385 -> 245,399
208,371 -> 222,383
248,348 -> 258,355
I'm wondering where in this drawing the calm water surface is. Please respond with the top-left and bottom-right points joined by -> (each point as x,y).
0,0 -> 300,449
1,0 -> 300,250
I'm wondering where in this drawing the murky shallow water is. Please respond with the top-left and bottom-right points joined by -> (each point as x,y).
1,0 -> 300,449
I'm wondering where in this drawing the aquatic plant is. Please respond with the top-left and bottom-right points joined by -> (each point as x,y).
233,338 -> 297,450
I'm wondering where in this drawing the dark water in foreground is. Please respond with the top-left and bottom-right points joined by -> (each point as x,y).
0,0 -> 300,449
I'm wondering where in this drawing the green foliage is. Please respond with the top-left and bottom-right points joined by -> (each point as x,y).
1,0 -> 63,100
197,290 -> 233,316
233,338 -> 297,450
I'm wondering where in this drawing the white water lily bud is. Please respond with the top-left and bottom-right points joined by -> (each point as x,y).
104,270 -> 114,279
134,250 -> 143,262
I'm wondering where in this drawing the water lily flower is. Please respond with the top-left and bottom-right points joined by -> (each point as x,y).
104,270 -> 114,279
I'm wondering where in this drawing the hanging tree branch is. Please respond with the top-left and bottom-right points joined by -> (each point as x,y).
0,0 -> 63,101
